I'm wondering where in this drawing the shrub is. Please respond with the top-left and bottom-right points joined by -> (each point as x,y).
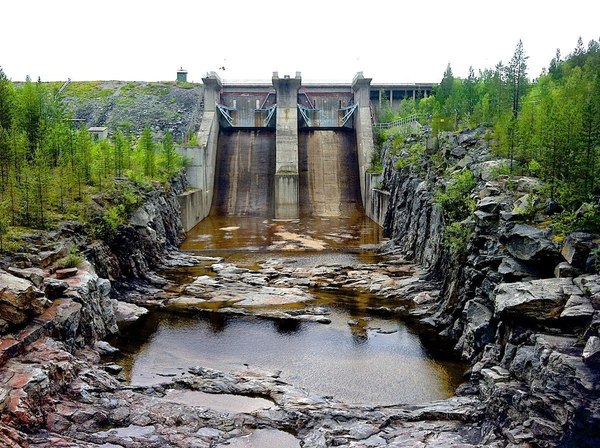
57,247 -> 84,268
443,221 -> 473,256
434,170 -> 476,222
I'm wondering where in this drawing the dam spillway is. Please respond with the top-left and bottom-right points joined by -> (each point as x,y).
211,129 -> 275,217
179,71 -> 433,229
299,129 -> 362,218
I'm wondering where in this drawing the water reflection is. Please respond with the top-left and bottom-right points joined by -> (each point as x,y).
181,215 -> 382,253
273,318 -> 303,334
110,213 -> 468,406
111,299 -> 466,406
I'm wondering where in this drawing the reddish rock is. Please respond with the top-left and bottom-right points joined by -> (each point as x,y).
55,268 -> 79,279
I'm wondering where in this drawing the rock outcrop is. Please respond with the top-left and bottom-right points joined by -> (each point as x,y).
379,126 -> 600,446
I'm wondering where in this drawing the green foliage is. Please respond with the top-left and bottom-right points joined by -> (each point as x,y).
426,37 -> 600,225
591,247 -> 600,273
434,170 -> 476,222
139,127 -> 155,177
57,247 -> 84,269
0,70 -> 182,242
0,201 -> 8,251
550,204 -> 600,237
395,142 -> 425,171
443,221 -> 473,256
95,205 -> 126,242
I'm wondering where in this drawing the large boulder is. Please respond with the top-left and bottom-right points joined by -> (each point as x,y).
501,223 -> 560,263
582,336 -> 600,364
0,270 -> 49,325
456,299 -> 494,359
498,256 -> 542,281
561,232 -> 599,271
494,278 -> 578,321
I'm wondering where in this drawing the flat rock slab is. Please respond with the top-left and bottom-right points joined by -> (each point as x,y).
162,389 -> 274,414
494,278 -> 578,321
217,429 -> 300,448
55,268 -> 78,279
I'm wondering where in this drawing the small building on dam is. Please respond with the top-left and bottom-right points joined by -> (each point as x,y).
177,72 -> 433,231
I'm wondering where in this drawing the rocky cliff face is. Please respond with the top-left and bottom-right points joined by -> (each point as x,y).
0,174 -> 192,439
86,175 -> 187,287
379,126 -> 600,446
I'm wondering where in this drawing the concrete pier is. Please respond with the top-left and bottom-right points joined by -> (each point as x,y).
352,72 -> 375,212
177,72 -> 222,231
273,72 -> 301,219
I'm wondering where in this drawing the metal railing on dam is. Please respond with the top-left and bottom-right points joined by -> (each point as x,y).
181,71 -> 431,227
372,114 -> 424,130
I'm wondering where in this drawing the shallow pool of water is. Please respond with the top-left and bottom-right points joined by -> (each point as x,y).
180,215 -> 382,253
112,215 -> 465,406
112,301 -> 464,406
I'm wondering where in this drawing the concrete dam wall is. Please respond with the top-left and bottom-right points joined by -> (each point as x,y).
211,129 -> 361,218
211,129 -> 275,216
299,130 -> 361,217
180,72 -> 385,227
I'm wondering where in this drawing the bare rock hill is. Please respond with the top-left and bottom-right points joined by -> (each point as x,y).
53,80 -> 204,139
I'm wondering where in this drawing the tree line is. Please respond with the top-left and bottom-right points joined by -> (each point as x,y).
0,71 -> 183,247
384,37 -> 600,220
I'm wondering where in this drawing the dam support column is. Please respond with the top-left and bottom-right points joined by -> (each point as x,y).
352,72 -> 376,214
273,72 -> 301,219
177,72 -> 222,231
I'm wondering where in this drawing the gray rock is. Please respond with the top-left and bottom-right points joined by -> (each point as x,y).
513,176 -> 542,193
6,266 -> 45,288
42,278 -> 70,300
582,336 -> 600,364
561,232 -> 599,269
554,262 -> 581,278
494,278 -> 576,321
112,300 -> 148,323
95,340 -> 120,355
473,160 -> 510,181
498,257 -> 540,280
560,295 -> 594,319
477,195 -> 504,214
502,223 -> 560,263
0,270 -> 49,324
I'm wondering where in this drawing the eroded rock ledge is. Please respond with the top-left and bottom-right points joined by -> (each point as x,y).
378,127 -> 600,446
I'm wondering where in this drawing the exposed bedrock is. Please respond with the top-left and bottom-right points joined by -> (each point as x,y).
379,126 -> 600,446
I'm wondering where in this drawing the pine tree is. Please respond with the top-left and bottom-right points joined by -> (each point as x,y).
139,127 -> 155,178
161,130 -> 175,175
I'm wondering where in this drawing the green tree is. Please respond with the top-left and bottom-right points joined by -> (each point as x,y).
139,127 -> 155,178
161,130 -> 175,175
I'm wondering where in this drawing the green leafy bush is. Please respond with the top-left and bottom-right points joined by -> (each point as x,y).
443,221 -> 473,256
57,247 -> 84,268
434,170 -> 476,222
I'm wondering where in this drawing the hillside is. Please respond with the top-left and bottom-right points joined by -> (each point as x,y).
51,80 -> 204,139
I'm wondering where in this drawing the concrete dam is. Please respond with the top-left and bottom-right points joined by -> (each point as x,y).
178,72 -> 432,230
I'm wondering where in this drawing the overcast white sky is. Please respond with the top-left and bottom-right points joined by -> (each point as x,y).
1,0 -> 598,84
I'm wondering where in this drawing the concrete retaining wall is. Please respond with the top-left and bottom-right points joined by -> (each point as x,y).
176,109 -> 219,231
364,173 -> 389,226
178,189 -> 206,232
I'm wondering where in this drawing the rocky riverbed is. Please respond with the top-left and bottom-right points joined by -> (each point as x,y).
0,246 -> 496,448
1,126 -> 600,446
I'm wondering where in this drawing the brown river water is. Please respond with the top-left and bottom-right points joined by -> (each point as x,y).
111,215 -> 466,406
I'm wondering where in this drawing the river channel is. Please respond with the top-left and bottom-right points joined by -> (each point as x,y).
111,215 -> 466,406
